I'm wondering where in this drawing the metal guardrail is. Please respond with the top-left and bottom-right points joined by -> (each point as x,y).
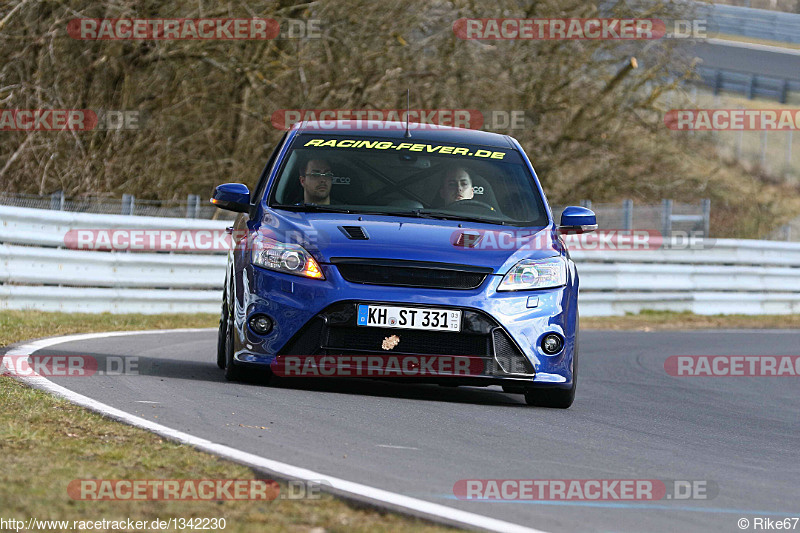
697,66 -> 800,103
700,2 -> 800,44
2,205 -> 799,316
0,205 -> 230,248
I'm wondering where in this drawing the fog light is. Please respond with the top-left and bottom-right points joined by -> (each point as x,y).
249,314 -> 273,335
541,333 -> 563,355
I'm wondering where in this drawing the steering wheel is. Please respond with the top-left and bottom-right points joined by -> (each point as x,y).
451,198 -> 495,211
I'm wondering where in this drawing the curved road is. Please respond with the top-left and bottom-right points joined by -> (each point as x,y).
12,329 -> 800,532
691,41 -> 800,81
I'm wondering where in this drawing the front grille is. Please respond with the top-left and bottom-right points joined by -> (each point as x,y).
277,302 -> 534,377
332,258 -> 489,289
279,317 -> 324,355
493,329 -> 535,374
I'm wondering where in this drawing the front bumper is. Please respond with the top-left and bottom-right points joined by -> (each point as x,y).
231,261 -> 578,388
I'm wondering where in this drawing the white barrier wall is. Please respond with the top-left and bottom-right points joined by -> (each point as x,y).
2,205 -> 800,315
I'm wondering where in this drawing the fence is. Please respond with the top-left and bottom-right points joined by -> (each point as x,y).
2,204 -> 799,316
0,192 -> 228,219
553,200 -> 710,237
1,193 -> 712,236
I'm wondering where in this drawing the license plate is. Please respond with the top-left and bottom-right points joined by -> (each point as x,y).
357,304 -> 461,332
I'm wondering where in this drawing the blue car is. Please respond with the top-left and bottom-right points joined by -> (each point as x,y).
211,120 -> 596,408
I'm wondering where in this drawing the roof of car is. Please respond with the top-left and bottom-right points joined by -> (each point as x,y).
292,120 -> 517,149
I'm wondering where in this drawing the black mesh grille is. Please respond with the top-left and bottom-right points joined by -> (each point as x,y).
278,317 -> 324,355
335,263 -> 486,289
324,327 -> 489,356
492,329 -> 534,374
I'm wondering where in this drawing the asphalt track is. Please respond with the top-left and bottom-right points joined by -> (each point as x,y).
691,41 -> 800,81
11,328 -> 800,532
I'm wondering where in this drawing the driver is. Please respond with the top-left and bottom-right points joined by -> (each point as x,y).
438,167 -> 474,206
299,158 -> 333,205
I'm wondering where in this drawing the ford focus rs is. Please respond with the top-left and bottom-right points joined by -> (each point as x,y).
212,120 -> 596,408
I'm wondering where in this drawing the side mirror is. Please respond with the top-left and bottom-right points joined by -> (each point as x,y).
211,183 -> 250,213
559,206 -> 597,234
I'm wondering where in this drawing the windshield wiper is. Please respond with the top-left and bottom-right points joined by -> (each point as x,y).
412,210 -> 507,225
273,204 -> 353,214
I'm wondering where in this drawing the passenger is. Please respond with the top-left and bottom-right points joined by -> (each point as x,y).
438,167 -> 474,206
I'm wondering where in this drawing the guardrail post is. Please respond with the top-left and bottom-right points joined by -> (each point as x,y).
186,194 -> 200,218
736,126 -> 744,160
580,199 -> 592,209
713,71 -> 721,96
748,75 -> 756,100
781,79 -> 789,104
50,190 -> 64,211
623,199 -> 633,231
785,131 -> 793,176
701,199 -> 711,237
121,194 -> 135,216
661,199 -> 673,237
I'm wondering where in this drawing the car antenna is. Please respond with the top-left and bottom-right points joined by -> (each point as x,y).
404,88 -> 411,138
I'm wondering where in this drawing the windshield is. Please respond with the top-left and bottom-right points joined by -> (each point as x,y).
268,133 -> 549,227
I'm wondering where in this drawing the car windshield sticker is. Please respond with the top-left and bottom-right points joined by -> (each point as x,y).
302,138 -> 508,160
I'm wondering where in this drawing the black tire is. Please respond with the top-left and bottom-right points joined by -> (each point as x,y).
224,315 -> 275,385
523,383 -> 575,408
216,299 -> 227,370
224,317 -> 245,382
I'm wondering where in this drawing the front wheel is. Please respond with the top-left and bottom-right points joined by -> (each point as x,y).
216,299 -> 227,369
224,318 -> 245,381
224,315 -> 275,385
523,384 -> 575,408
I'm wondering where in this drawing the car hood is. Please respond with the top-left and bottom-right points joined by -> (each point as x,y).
260,209 -> 561,274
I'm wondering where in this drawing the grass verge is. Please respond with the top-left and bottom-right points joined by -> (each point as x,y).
0,310 -> 453,533
583,310 -> 800,330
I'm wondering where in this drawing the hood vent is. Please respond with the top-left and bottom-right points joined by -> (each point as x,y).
339,226 -> 369,240
453,231 -> 482,248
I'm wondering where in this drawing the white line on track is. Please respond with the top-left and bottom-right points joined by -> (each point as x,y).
705,37 -> 800,56
4,329 -> 546,533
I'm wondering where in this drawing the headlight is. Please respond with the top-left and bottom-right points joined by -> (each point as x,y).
251,234 -> 324,279
497,256 -> 566,291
